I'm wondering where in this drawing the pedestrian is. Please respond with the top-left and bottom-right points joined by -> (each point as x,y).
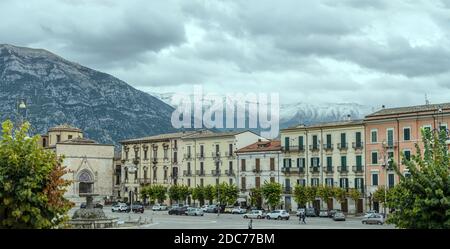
302,212 -> 306,224
248,219 -> 253,229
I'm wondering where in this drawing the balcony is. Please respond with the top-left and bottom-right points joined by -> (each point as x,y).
337,143 -> 348,151
323,144 -> 333,152
252,168 -> 262,174
352,166 -> 364,174
282,146 -> 306,153
281,167 -> 304,174
383,141 -> 397,149
183,170 -> 193,176
184,154 -> 193,160
196,170 -> 205,176
225,151 -> 235,158
138,178 -> 151,184
323,166 -> 334,174
152,158 -> 158,164
197,153 -> 205,160
310,166 -> 320,174
309,144 -> 320,152
283,187 -> 292,194
352,142 -> 364,150
338,166 -> 349,173
212,152 -> 221,159
225,170 -> 235,176
211,169 -> 221,177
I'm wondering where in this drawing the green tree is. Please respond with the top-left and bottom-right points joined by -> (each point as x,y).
140,185 -> 152,204
305,186 -> 317,208
249,188 -> 263,209
317,185 -> 334,209
348,188 -> 362,214
153,185 -> 167,204
387,129 -> 450,228
261,182 -> 282,210
192,185 -> 205,206
0,120 -> 73,228
223,184 -> 238,206
373,186 -> 387,206
204,185 -> 215,205
334,187 -> 347,206
178,185 -> 191,204
293,185 -> 308,209
168,185 -> 180,204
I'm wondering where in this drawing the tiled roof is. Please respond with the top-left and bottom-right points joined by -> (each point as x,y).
236,140 -> 281,153
366,102 -> 450,118
283,120 -> 364,131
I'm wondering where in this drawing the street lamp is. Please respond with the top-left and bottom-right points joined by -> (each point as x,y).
381,141 -> 388,215
127,162 -> 138,210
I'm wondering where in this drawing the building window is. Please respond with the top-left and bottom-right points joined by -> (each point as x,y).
388,173 -> 395,188
423,125 -> 432,132
355,178 -> 364,191
256,177 -> 261,188
404,150 -> 411,161
241,177 -> 246,190
173,151 -> 177,163
56,135 -> 61,142
387,129 -> 394,147
200,178 -> 204,187
339,178 -> 349,190
153,168 -> 157,180
299,179 -> 306,186
229,144 -> 233,155
341,156 -> 347,168
325,178 -> 333,187
241,159 -> 246,171
270,158 -> 275,171
311,178 -> 319,186
340,133 -> 346,146
229,178 -> 233,185
164,147 -> 168,159
439,123 -> 448,132
144,149 -> 148,160
403,127 -> 411,141
326,134 -> 332,147
356,155 -> 362,167
200,162 -> 204,174
371,151 -> 378,164
200,145 -> 204,157
372,173 -> 378,186
299,136 -> 304,150
187,146 -> 191,158
311,157 -> 319,167
371,130 -> 378,143
229,161 -> 233,173
355,132 -> 362,145
255,158 -> 260,172
187,179 -> 191,187
42,138 -> 47,147
312,135 -> 318,149
284,137 -> 290,150
68,135 -> 72,140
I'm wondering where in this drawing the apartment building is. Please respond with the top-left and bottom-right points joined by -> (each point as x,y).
280,120 -> 365,213
179,130 -> 265,191
235,140 -> 282,207
119,131 -> 196,203
364,102 -> 450,213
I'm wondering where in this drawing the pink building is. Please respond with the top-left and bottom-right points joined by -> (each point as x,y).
364,103 -> 450,212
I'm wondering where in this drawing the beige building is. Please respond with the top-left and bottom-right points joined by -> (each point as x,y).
235,140 -> 282,208
119,131 -> 196,204
41,125 -> 115,205
280,120 -> 365,213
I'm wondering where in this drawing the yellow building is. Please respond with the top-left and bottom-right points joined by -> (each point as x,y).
280,120 -> 365,213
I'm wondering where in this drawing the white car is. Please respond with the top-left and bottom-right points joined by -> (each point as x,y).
187,207 -> 204,216
200,205 -> 209,212
243,210 -> 265,219
152,204 -> 168,211
266,210 -> 290,220
231,207 -> 246,214
364,210 -> 377,218
111,203 -> 128,212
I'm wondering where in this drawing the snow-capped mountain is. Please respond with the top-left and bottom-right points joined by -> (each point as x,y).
149,92 -> 376,131
0,44 -> 176,146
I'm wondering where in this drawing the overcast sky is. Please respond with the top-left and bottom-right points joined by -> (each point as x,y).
1,0 -> 450,107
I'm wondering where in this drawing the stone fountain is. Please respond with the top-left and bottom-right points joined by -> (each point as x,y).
68,183 -> 118,229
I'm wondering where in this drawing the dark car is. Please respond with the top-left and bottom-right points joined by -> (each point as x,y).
305,208 -> 317,217
206,204 -> 219,213
168,206 -> 188,215
132,204 -> 144,213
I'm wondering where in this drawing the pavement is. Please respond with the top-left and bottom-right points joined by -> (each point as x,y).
68,207 -> 396,229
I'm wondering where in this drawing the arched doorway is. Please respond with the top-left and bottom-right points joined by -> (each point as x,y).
78,170 -> 94,194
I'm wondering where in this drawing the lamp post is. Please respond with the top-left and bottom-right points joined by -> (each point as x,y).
381,141 -> 388,216
127,162 -> 138,211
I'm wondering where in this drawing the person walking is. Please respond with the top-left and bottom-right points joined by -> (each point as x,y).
302,212 -> 306,224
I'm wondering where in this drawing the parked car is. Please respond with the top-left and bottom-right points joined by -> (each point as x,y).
296,208 -> 306,217
224,206 -> 234,213
243,210 -> 265,219
152,204 -> 168,211
111,203 -> 128,212
187,207 -> 204,216
319,209 -> 329,217
231,207 -> 246,214
362,214 -> 384,225
206,204 -> 219,213
333,211 -> 346,221
328,209 -> 341,218
364,210 -> 378,218
305,208 -> 317,217
132,204 -> 144,213
168,206 -> 188,215
200,205 -> 209,212
266,210 -> 290,220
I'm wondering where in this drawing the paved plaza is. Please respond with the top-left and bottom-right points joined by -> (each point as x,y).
69,207 -> 395,229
